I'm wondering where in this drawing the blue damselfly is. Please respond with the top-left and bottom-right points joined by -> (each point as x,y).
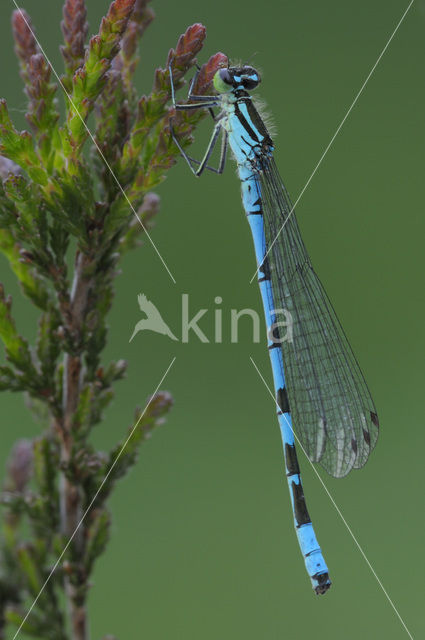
170,63 -> 379,594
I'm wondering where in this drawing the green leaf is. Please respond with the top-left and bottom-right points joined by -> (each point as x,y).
0,284 -> 35,373
36,310 -> 61,391
72,383 -> 94,438
0,365 -> 25,392
2,173 -> 45,243
5,606 -> 46,638
0,102 -> 48,185
16,545 -> 42,596
84,508 -> 110,575
0,229 -> 50,310
33,438 -> 58,505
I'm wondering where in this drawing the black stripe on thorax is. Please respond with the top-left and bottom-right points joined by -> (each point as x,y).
234,100 -> 260,145
234,95 -> 273,146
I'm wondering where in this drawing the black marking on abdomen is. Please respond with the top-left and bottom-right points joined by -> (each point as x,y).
277,387 -> 290,414
291,481 -> 311,526
314,573 -> 331,595
363,428 -> 371,445
351,438 -> 358,454
258,257 -> 270,282
285,443 -> 300,476
268,341 -> 280,350
268,324 -> 281,347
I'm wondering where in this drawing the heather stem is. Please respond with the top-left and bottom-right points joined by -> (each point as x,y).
60,251 -> 93,640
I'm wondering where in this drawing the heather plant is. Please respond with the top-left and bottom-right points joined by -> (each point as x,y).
0,1 -> 227,638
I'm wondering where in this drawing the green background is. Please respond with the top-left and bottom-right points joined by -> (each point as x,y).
0,0 -> 424,638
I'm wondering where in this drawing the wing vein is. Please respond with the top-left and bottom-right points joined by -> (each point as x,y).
258,158 -> 378,477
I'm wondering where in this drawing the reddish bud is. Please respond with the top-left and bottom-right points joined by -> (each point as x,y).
61,0 -> 89,75
7,439 -> 33,492
12,8 -> 38,66
193,53 -> 229,95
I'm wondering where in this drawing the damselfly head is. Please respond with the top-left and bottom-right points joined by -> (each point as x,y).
213,65 -> 261,93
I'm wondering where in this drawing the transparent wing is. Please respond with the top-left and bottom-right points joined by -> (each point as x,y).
259,158 -> 379,478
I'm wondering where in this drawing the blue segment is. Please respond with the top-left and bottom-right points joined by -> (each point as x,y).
241,176 -> 262,214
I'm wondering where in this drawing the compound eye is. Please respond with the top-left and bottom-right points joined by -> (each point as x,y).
242,74 -> 260,90
218,68 -> 233,85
